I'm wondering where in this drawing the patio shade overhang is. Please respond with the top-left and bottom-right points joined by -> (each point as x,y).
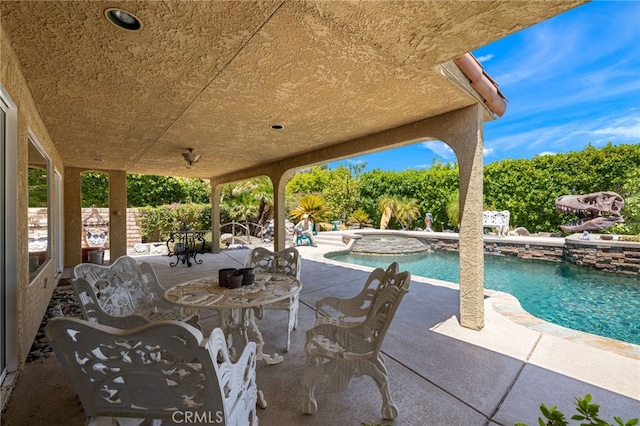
1,1 -> 585,179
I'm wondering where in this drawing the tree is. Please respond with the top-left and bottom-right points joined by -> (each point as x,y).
322,163 -> 365,222
610,167 -> 640,235
28,167 -> 48,207
446,190 -> 460,230
231,177 -> 273,226
378,196 -> 396,229
80,173 -> 211,208
348,209 -> 373,229
360,164 -> 459,230
290,194 -> 332,225
378,196 -> 420,230
394,198 -> 421,230
482,142 -> 640,233
81,171 -> 109,207
286,166 -> 331,196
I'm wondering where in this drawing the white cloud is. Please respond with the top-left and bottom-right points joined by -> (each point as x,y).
476,54 -> 494,63
347,159 -> 366,165
420,141 -> 455,160
589,116 -> 640,139
485,24 -> 583,88
485,112 -> 640,160
419,143 -> 495,162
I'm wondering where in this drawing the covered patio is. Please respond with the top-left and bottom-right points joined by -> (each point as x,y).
3,240 -> 638,425
2,0 -> 605,422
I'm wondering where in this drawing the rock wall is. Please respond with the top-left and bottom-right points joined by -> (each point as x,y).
564,240 -> 640,276
414,235 -> 639,276
418,236 -> 564,262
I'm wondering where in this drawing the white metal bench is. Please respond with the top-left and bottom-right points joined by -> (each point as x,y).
71,255 -> 197,329
46,318 -> 258,425
483,210 -> 510,237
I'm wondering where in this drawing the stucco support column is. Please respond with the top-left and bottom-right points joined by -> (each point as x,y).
268,169 -> 293,252
108,171 -> 127,261
210,180 -> 222,254
436,105 -> 485,330
64,167 -> 82,267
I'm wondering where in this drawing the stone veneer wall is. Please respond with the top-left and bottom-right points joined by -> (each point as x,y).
563,239 -> 640,276
417,236 -> 565,262
412,234 -> 639,276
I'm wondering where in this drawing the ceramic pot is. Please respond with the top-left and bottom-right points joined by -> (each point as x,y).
87,250 -> 104,265
218,268 -> 237,288
238,267 -> 255,285
227,272 -> 244,289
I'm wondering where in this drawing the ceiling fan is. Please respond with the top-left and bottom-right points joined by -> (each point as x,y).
182,148 -> 201,167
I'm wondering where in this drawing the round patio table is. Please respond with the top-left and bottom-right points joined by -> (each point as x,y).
164,272 -> 301,366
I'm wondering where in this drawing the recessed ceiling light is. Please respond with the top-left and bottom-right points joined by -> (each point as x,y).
271,124 -> 284,130
105,8 -> 142,31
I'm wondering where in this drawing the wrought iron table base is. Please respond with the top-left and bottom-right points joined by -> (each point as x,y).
166,230 -> 205,267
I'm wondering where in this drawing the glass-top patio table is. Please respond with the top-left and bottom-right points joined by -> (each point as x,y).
164,272 -> 302,367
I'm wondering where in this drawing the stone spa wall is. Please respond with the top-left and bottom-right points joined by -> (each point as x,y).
563,236 -> 640,276
414,233 -> 639,277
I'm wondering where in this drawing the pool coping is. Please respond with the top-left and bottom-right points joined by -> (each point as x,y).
315,244 -> 640,360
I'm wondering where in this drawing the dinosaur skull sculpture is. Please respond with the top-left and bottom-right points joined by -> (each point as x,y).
555,191 -> 624,232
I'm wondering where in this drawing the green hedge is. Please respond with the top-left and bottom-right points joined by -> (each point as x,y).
138,204 -> 211,242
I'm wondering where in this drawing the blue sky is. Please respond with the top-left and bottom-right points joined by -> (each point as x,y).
330,1 -> 640,171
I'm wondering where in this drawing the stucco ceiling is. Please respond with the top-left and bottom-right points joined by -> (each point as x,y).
1,1 -> 584,179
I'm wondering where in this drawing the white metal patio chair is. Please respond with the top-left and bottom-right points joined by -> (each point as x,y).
45,317 -> 258,425
71,255 -> 197,329
301,262 -> 411,420
244,247 -> 301,351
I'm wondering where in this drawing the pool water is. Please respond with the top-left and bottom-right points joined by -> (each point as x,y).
329,251 -> 640,345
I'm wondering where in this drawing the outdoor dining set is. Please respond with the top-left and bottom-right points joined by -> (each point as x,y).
48,246 -> 412,425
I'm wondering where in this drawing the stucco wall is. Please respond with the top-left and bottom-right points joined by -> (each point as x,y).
1,26 -> 65,368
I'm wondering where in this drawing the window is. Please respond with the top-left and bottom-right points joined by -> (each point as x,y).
27,133 -> 51,281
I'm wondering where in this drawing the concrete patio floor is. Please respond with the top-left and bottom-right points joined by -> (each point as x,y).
2,236 -> 639,425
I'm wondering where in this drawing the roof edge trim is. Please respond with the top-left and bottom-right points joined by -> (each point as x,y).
453,53 -> 508,118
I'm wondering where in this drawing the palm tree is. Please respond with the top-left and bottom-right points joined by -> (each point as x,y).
220,181 -> 261,240
224,178 -> 274,236
378,197 -> 396,229
291,194 -> 331,225
253,177 -> 274,227
347,209 -> 373,229
394,198 -> 420,230
228,191 -> 258,225
378,196 -> 419,230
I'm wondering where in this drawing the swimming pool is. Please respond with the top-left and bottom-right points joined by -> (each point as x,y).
328,250 -> 640,345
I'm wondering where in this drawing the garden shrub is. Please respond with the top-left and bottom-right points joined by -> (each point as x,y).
138,203 -> 211,242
